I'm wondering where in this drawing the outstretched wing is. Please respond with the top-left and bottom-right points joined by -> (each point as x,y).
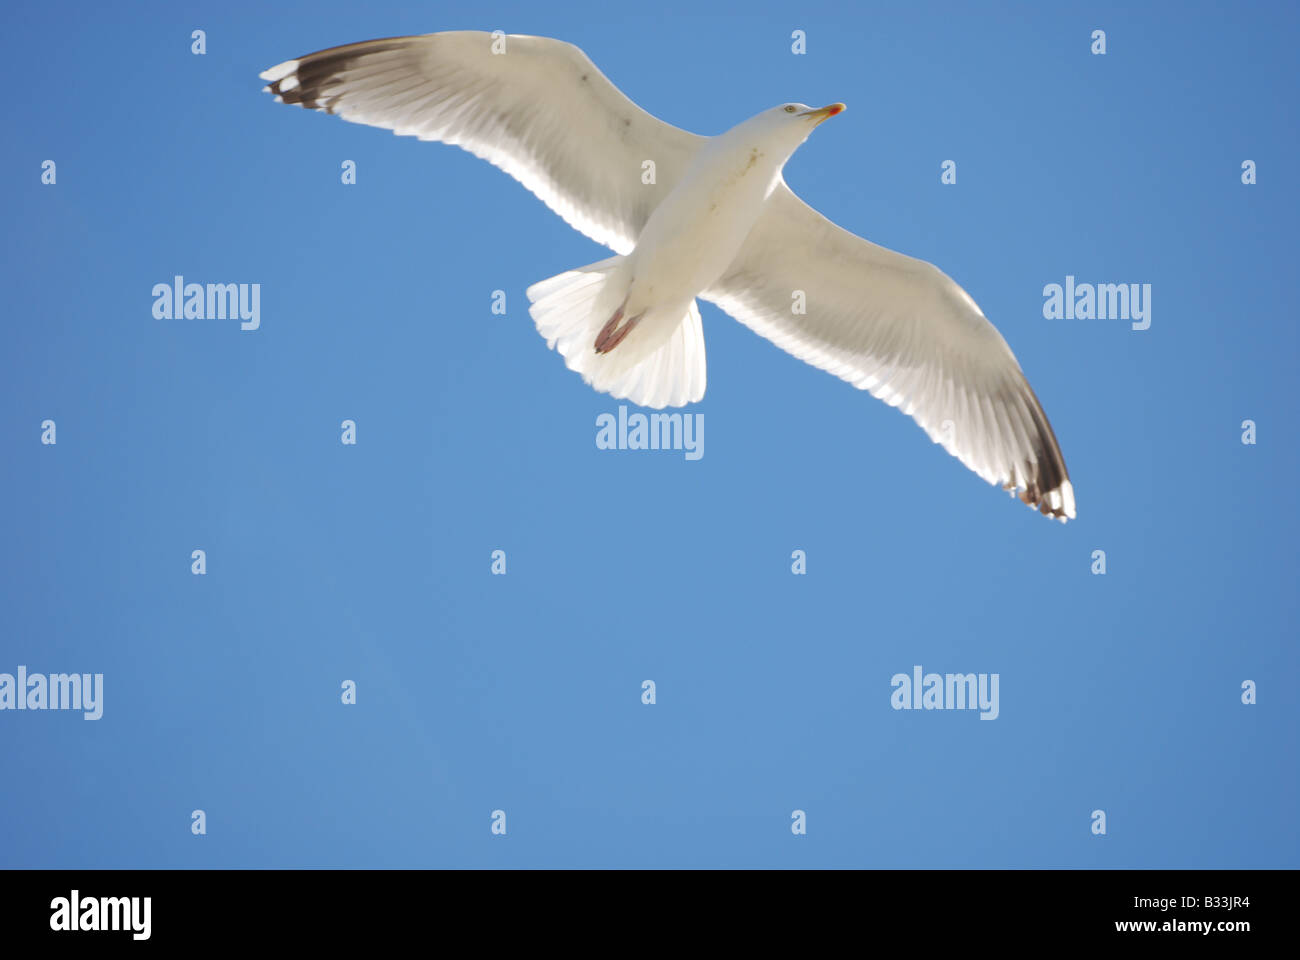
705,182 -> 1075,521
260,31 -> 704,254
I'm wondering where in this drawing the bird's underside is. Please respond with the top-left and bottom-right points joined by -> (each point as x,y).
260,30 -> 1076,522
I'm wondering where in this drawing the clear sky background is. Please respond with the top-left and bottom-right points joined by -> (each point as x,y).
2,0 -> 1295,868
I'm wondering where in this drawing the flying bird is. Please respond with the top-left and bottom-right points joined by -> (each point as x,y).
260,31 -> 1075,521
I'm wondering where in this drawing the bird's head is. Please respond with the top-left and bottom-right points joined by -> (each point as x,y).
784,102 -> 847,125
733,102 -> 846,158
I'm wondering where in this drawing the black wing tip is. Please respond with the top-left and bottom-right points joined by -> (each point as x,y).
259,38 -> 412,113
1004,478 -> 1076,522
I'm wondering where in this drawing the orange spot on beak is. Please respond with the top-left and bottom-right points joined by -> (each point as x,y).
804,102 -> 846,124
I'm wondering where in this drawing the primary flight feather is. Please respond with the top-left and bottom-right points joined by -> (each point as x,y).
260,30 -> 1076,521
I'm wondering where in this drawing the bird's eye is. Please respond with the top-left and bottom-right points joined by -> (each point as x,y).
783,105 -> 797,113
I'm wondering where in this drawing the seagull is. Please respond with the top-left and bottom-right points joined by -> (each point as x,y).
260,30 -> 1075,521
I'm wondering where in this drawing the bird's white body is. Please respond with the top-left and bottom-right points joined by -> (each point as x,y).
632,131 -> 784,306
593,114 -> 799,369
260,30 -> 1077,521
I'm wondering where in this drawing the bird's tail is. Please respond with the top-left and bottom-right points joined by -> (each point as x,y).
526,257 -> 706,409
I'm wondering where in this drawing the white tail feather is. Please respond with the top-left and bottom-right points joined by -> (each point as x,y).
526,258 -> 707,409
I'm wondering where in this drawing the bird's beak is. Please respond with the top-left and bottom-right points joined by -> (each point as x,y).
801,102 -> 846,124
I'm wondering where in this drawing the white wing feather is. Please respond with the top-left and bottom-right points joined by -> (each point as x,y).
705,182 -> 1075,520
260,31 -> 704,254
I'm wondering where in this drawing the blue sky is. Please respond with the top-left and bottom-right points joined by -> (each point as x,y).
1,0 -> 1296,868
